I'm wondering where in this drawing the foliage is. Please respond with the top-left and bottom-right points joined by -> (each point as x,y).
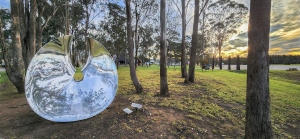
99,2 -> 127,55
138,25 -> 155,62
206,0 -> 248,57
0,9 -> 10,39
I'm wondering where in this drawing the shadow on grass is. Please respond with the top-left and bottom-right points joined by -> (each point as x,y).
229,70 -> 247,74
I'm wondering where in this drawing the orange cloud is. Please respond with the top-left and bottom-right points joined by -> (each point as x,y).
269,47 -> 284,55
286,48 -> 300,55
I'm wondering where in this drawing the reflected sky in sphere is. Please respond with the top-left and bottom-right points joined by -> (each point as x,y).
25,36 -> 118,122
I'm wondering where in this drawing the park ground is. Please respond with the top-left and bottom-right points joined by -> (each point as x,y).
0,66 -> 300,138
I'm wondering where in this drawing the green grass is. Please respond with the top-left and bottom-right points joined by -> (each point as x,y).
74,67 -> 84,81
116,66 -> 300,137
0,71 -> 23,101
0,71 -> 9,84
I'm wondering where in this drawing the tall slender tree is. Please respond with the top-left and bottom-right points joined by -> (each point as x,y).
245,0 -> 272,138
36,0 -> 60,51
65,0 -> 70,35
20,0 -> 37,71
160,0 -> 169,96
126,0 -> 143,93
180,0 -> 188,78
132,0 -> 158,69
2,0 -> 26,93
185,0 -> 200,83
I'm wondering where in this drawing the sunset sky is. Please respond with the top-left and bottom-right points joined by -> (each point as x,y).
1,0 -> 299,57
222,0 -> 300,57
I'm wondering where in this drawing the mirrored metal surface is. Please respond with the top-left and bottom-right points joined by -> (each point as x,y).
25,35 -> 118,122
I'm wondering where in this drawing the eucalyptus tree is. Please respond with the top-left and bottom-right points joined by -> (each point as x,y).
0,9 -> 11,62
207,0 -> 248,69
18,0 -> 37,71
172,0 -> 192,78
2,0 -> 26,93
245,0 -> 272,138
36,0 -> 61,50
72,0 -> 106,62
132,0 -> 158,68
160,0 -> 169,96
100,2 -> 127,68
0,9 -> 10,60
165,0 -> 180,67
139,25 -> 155,66
185,0 -> 200,83
126,0 -> 143,93
197,0 -> 211,63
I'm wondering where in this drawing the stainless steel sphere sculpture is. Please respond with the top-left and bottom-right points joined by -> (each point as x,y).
25,35 -> 118,122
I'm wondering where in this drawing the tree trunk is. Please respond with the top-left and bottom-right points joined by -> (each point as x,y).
236,55 -> 240,70
21,0 -> 29,71
180,0 -> 187,78
126,0 -> 143,94
116,54 -> 119,69
245,0 -> 272,138
66,0 -> 70,35
4,0 -> 26,93
27,0 -> 36,67
186,0 -> 200,83
36,14 -> 43,51
19,0 -> 26,53
84,2 -> 89,61
212,56 -> 214,71
160,0 -> 169,96
134,7 -> 139,69
36,1 -> 45,52
228,56 -> 231,70
135,33 -> 139,69
219,56 -> 222,70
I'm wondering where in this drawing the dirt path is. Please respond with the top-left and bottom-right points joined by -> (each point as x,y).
0,95 -> 219,139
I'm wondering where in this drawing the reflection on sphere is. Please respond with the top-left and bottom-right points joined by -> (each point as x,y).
25,35 -> 118,122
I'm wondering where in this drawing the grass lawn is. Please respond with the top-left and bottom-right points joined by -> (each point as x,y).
0,65 -> 299,138
118,66 -> 300,138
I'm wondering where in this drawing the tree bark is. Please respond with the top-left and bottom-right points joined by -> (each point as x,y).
186,0 -> 200,83
4,0 -> 26,93
36,13 -> 43,51
134,8 -> 139,69
218,44 -> 222,69
36,0 -> 46,51
236,55 -> 240,70
22,0 -> 30,71
126,0 -> 143,93
228,56 -> 231,70
180,0 -> 187,78
219,56 -> 222,70
19,0 -> 37,72
27,0 -> 36,68
212,56 -> 214,71
160,0 -> 169,96
245,0 -> 272,138
65,0 -> 70,35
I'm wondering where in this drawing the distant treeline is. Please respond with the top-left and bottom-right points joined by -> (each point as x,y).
222,55 -> 300,65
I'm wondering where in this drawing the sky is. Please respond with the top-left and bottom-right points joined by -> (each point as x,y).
1,0 -> 299,57
223,0 -> 300,57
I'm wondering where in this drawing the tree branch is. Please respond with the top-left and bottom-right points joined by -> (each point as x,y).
199,0 -> 209,15
42,4 -> 61,31
172,0 -> 182,16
